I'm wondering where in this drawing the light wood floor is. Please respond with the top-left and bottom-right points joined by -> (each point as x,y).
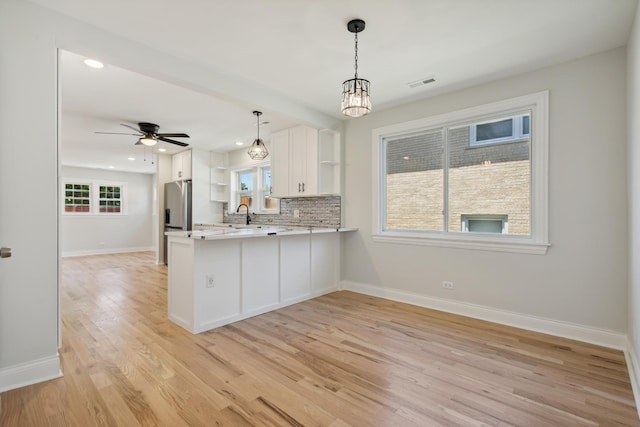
1,252 -> 639,426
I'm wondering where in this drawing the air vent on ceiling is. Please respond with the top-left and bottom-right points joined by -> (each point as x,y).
407,76 -> 436,89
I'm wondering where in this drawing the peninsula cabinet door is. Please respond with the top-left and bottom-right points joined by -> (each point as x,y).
280,234 -> 311,303
242,238 -> 279,313
311,233 -> 340,293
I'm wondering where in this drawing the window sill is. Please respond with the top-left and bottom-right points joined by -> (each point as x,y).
372,233 -> 549,255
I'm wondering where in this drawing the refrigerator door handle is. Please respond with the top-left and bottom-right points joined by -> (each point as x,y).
165,208 -> 170,225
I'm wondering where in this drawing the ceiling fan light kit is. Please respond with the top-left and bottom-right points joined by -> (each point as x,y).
139,135 -> 157,146
341,18 -> 371,118
248,111 -> 269,160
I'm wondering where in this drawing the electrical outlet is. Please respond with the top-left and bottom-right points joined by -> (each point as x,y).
293,209 -> 300,218
442,281 -> 454,290
206,274 -> 215,288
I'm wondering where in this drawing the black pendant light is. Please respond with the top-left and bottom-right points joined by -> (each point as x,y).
247,110 -> 269,160
341,19 -> 371,118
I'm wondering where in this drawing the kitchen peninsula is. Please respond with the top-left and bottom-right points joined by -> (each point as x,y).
166,226 -> 355,333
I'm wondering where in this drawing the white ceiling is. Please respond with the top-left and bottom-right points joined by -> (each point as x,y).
36,0 -> 637,174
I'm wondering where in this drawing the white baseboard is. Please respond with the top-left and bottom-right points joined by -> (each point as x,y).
341,280 -> 626,350
62,246 -> 154,257
625,339 -> 640,419
0,354 -> 62,393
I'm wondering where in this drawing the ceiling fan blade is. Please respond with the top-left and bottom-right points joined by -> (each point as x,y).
95,131 -> 141,136
158,136 -> 189,147
157,133 -> 190,138
120,123 -> 143,133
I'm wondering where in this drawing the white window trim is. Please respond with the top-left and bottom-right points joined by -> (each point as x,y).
62,180 -> 128,216
229,163 -> 278,214
371,91 -> 549,255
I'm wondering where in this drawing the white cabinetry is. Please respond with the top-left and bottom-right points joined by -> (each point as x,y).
280,235 -> 311,303
172,150 -> 192,181
271,127 -> 341,197
242,238 -> 280,313
167,231 -> 344,334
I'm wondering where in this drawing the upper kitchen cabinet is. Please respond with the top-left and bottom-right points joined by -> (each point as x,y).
271,126 -> 340,198
172,150 -> 192,181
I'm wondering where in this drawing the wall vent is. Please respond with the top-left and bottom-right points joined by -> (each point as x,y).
407,76 -> 436,88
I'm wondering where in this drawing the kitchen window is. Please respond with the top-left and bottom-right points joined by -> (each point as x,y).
231,165 -> 278,213
372,91 -> 549,254
62,180 -> 127,215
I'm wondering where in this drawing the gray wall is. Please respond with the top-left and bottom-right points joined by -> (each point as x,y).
342,47 -> 628,333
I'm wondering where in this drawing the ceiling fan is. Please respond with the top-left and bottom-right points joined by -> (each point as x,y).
95,122 -> 190,147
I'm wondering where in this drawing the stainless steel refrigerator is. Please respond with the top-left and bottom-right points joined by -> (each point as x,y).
164,180 -> 192,264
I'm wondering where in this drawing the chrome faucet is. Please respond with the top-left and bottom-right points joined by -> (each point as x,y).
236,204 -> 251,225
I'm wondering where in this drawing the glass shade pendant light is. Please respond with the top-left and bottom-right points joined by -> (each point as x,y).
341,19 -> 371,118
248,110 -> 269,160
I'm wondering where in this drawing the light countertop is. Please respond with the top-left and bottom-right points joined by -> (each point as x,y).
165,225 -> 356,241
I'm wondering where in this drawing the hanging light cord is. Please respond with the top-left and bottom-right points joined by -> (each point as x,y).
354,28 -> 359,79
256,112 -> 260,140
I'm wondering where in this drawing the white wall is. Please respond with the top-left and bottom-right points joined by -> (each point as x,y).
228,141 -> 273,170
0,0 -> 61,390
627,0 -> 640,390
60,166 -> 154,256
342,48 -> 629,338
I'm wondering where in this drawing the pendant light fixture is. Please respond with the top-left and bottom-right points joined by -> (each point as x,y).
341,19 -> 371,118
247,110 -> 269,160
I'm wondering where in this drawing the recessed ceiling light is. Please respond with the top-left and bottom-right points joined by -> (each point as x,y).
403,156 -> 410,160
235,141 -> 244,146
83,58 -> 104,69
108,165 -> 115,169
128,157 -> 135,161
157,148 -> 167,152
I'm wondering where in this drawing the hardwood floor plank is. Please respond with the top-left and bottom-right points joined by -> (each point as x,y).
1,252 -> 638,426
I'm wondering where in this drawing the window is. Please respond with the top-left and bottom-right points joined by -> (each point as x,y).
64,183 -> 91,213
62,180 -> 126,215
260,167 -> 278,211
470,114 -> 530,146
231,165 -> 278,213
237,170 -> 254,210
99,185 -> 122,213
373,91 -> 549,254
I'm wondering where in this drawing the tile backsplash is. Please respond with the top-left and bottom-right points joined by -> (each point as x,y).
223,196 -> 341,228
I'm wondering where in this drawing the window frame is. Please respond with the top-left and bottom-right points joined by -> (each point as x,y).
229,163 -> 279,214
372,91 -> 549,255
62,180 -> 127,216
